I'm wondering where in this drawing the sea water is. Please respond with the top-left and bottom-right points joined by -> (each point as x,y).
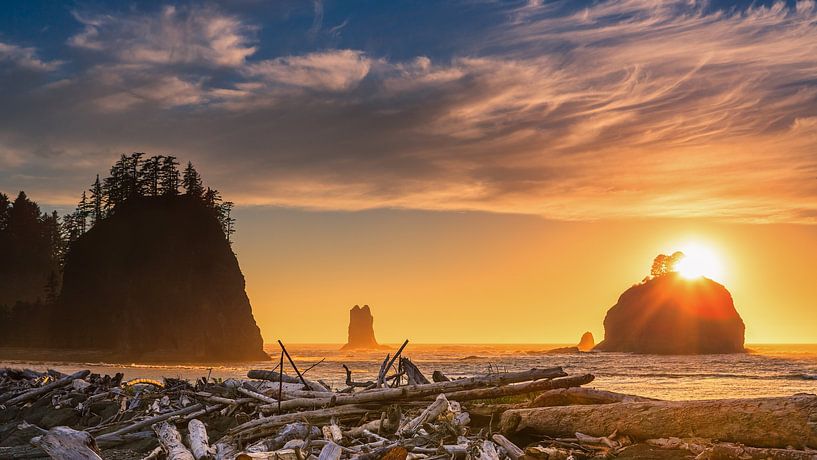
2,343 -> 815,400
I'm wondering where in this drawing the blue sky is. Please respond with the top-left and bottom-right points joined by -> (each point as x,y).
1,0 -> 816,222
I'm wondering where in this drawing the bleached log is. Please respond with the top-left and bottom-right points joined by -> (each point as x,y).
153,421 -> 195,460
259,367 -> 567,414
95,403 -> 205,444
247,370 -> 329,392
530,387 -> 657,407
143,446 -> 164,460
321,423 -> 343,443
441,374 -> 594,402
399,358 -> 430,385
477,440 -> 500,460
318,442 -> 342,460
398,394 -> 449,436
4,370 -> 91,406
501,394 -> 817,449
237,387 -> 278,405
703,443 -> 817,460
36,426 -> 102,460
491,434 -> 523,460
188,419 -> 213,460
236,449 -> 300,460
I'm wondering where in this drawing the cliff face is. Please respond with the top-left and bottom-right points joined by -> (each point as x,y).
56,195 -> 268,362
577,332 -> 595,352
595,273 -> 745,354
341,305 -> 385,350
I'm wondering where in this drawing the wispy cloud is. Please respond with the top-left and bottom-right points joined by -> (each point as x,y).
0,41 -> 61,71
2,1 -> 817,223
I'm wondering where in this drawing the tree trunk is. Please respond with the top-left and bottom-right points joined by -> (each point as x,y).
187,419 -> 213,460
36,427 -> 102,460
530,387 -> 657,407
318,442 -> 343,460
441,374 -> 594,402
501,395 -> 817,449
259,367 -> 567,414
153,421 -> 195,460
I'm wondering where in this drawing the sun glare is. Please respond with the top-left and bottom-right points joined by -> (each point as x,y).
674,243 -> 725,282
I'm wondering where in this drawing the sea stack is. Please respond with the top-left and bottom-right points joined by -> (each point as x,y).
577,332 -> 595,352
595,273 -> 745,354
55,195 -> 269,362
341,305 -> 384,350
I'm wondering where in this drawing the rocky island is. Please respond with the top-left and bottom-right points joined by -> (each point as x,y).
595,253 -> 745,354
341,304 -> 388,350
0,154 -> 268,362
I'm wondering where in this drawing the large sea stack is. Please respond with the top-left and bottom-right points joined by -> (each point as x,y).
55,195 -> 268,362
595,273 -> 745,354
341,305 -> 385,350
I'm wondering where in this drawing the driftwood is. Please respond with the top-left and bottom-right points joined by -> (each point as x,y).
397,394 -> 449,435
318,442 -> 343,460
440,374 -> 594,402
431,371 -> 450,382
399,357 -> 430,385
3,370 -> 91,406
501,394 -> 817,449
35,426 -> 102,460
154,421 -> 195,460
188,419 -> 214,460
227,405 -> 372,441
247,370 -> 329,393
95,403 -> 206,444
530,386 -> 657,407
258,367 -> 566,413
491,434 -> 524,460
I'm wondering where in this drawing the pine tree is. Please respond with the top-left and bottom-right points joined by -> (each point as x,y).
139,155 -> 163,196
0,192 -> 10,231
219,201 -> 236,245
89,175 -> 104,225
76,192 -> 90,234
160,156 -> 180,195
182,162 -> 204,199
203,187 -> 222,209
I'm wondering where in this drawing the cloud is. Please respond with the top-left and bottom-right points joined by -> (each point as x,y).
0,41 -> 61,71
245,50 -> 371,91
69,5 -> 256,67
2,1 -> 817,223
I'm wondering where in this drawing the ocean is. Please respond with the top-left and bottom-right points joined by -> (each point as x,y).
2,343 -> 815,400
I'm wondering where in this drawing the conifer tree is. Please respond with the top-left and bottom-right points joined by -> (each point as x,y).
139,155 -> 163,196
220,201 -> 236,245
0,192 -> 10,231
89,175 -> 104,225
182,162 -> 204,199
160,156 -> 180,195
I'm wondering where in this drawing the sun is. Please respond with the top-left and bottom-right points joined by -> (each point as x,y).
673,242 -> 725,282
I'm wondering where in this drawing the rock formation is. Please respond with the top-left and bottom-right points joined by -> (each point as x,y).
54,195 -> 268,362
547,332 -> 596,354
595,273 -> 745,354
577,332 -> 595,352
341,305 -> 386,350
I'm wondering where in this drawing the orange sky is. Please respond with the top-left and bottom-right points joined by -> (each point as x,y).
235,208 -> 817,344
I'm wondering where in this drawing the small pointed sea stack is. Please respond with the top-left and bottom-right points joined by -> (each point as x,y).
341,305 -> 385,350
577,332 -> 595,352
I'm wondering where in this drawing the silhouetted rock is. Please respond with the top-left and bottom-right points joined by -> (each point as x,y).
55,195 -> 268,362
341,305 -> 386,350
595,273 -> 745,354
577,332 -> 595,352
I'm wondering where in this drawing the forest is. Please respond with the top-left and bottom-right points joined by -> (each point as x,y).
0,153 -> 235,311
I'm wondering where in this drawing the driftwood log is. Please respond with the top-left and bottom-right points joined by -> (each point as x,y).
247,370 -> 329,393
501,395 -> 817,449
530,386 -> 657,407
2,370 -> 91,406
154,421 -> 195,460
35,426 -> 102,460
258,367 -> 567,414
188,419 -> 214,460
440,374 -> 594,402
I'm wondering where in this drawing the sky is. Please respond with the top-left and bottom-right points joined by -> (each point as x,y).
1,0 -> 816,343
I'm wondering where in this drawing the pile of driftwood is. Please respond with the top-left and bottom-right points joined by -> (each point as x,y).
1,341 -> 816,460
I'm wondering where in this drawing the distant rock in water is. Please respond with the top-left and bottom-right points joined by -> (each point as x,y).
341,305 -> 386,350
55,195 -> 268,362
577,332 -> 595,352
546,332 -> 596,354
595,273 -> 745,354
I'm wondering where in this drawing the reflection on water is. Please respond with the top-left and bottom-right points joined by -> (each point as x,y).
1,343 -> 815,400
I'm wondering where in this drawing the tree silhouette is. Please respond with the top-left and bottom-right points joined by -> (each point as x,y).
220,201 -> 236,245
160,156 -> 180,195
182,161 -> 204,199
89,175 -> 104,224
650,251 -> 685,278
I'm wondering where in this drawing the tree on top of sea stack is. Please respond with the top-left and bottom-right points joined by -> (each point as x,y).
594,253 -> 745,355
51,154 -> 268,362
